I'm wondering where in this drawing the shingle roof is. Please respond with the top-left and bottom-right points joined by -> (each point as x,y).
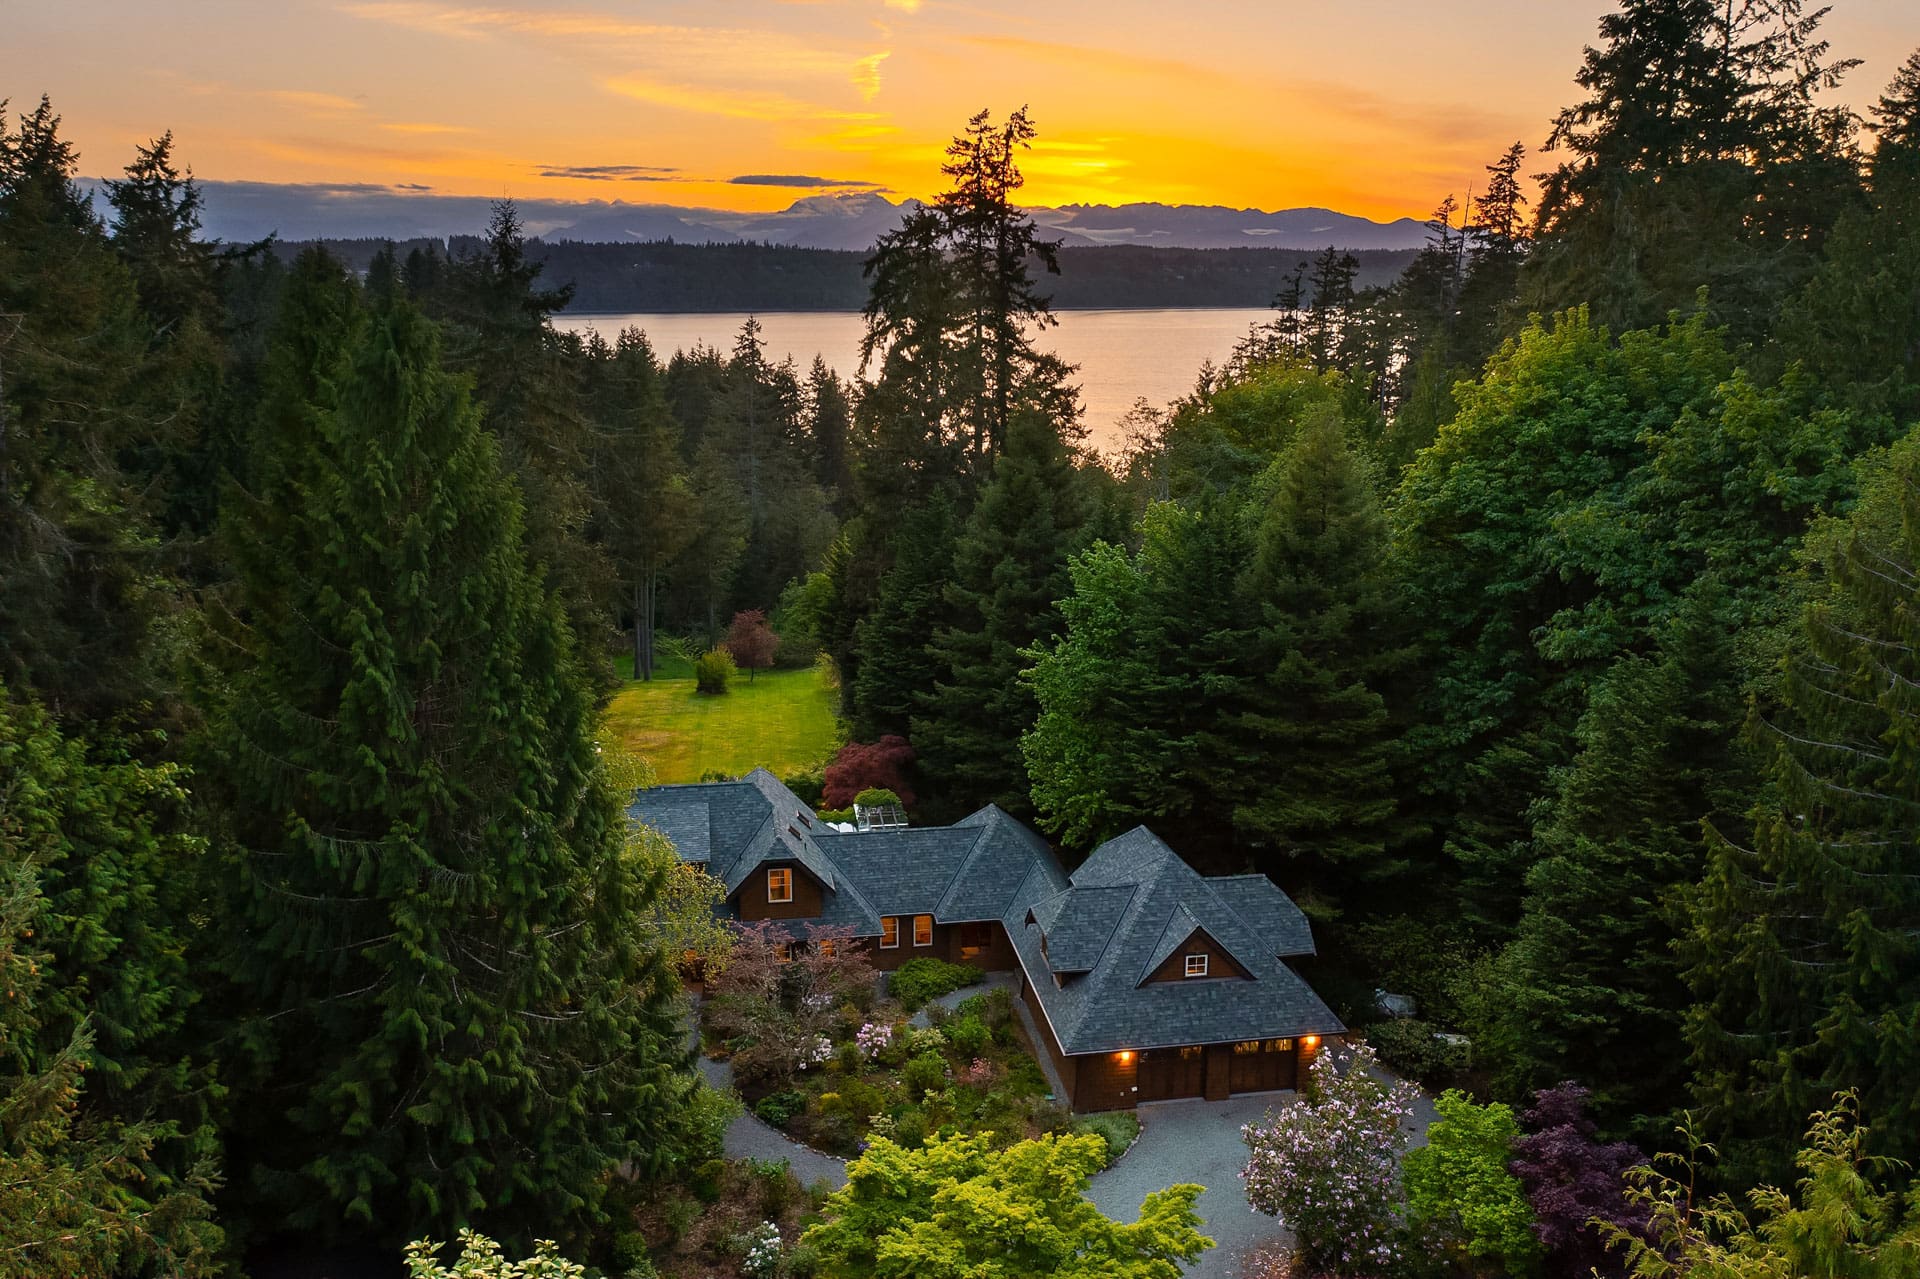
629,783 -> 1075,940
1025,885 -> 1135,973
938,805 -> 1061,922
1004,826 -> 1344,1054
630,781 -> 1343,1052
810,827 -> 981,915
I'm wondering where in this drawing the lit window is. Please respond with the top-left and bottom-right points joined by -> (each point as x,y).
818,938 -> 837,958
1184,953 -> 1209,978
913,914 -> 933,947
1233,1040 -> 1261,1055
880,916 -> 900,949
1263,1038 -> 1294,1053
767,868 -> 792,903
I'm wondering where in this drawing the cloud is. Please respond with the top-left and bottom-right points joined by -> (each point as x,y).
852,50 -> 889,100
379,121 -> 475,135
728,173 -> 883,188
602,75 -> 879,122
537,163 -> 686,181
883,0 -> 922,11
269,89 -> 365,114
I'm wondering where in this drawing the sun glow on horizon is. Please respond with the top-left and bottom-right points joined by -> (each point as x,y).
11,1 -> 1920,222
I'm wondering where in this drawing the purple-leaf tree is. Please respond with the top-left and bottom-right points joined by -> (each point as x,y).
1510,1083 -> 1644,1278
1241,1043 -> 1418,1276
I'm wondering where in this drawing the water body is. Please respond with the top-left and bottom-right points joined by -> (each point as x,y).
552,308 -> 1274,454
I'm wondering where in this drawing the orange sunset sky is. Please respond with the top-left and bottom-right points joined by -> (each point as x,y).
12,0 -> 1920,221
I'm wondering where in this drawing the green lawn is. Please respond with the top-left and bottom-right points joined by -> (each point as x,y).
602,657 -> 843,784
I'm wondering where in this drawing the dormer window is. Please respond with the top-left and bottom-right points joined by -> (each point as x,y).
767,868 -> 793,903
1184,953 -> 1209,978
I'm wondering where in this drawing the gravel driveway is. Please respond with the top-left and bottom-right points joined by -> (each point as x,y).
1089,1058 -> 1436,1279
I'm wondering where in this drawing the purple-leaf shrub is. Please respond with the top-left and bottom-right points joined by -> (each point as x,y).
1241,1043 -> 1418,1276
1510,1083 -> 1643,1278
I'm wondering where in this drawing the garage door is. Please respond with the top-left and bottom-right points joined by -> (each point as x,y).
1136,1046 -> 1206,1102
1227,1038 -> 1296,1094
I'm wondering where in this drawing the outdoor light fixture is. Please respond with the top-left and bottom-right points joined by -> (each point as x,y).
1118,1050 -> 1134,1063
1302,1035 -> 1320,1050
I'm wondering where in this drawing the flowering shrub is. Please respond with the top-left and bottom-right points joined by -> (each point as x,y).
741,1221 -> 782,1277
963,1057 -> 995,1085
856,1021 -> 894,1058
1241,1043 -> 1418,1276
797,1034 -> 833,1070
905,1026 -> 947,1056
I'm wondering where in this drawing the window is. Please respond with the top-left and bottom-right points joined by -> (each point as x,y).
1233,1040 -> 1262,1055
880,916 -> 900,949
818,938 -> 837,958
767,868 -> 792,903
913,914 -> 934,947
1263,1038 -> 1294,1053
1179,1045 -> 1204,1060
1184,953 -> 1209,978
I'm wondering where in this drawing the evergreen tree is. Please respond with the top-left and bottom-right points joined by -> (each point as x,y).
1776,49 -> 1920,421
1685,431 -> 1920,1187
1025,498 -> 1252,855
852,496 -> 957,741
806,355 -> 854,501
0,97 -> 169,717
582,327 -> 694,681
426,200 -> 608,676
1491,590 -> 1748,1131
0,681 -> 223,1275
1524,0 -> 1860,342
1215,409 -> 1411,911
913,413 -> 1090,816
211,287 -> 687,1242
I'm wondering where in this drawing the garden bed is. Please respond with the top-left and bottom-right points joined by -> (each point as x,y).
703,927 -> 1128,1161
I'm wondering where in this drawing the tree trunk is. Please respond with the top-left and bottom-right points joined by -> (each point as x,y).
638,569 -> 658,681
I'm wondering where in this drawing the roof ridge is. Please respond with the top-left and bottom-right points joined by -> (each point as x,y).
931,823 -> 994,919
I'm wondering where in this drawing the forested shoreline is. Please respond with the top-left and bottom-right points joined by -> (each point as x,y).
6,1 -> 1920,1276
264,238 -> 1421,314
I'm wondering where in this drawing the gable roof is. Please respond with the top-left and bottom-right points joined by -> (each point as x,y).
628,768 -> 838,896
629,781 -> 1342,1051
630,783 -> 1073,940
1004,826 -> 1343,1054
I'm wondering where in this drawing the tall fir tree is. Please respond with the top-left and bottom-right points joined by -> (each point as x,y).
913,412 -> 1091,816
1685,431 -> 1920,1188
1214,409 -> 1412,911
211,279 -> 688,1242
1491,588 -> 1749,1133
852,495 -> 957,742
0,97 -> 170,717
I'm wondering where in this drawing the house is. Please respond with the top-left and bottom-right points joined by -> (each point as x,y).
631,767 -> 1346,1112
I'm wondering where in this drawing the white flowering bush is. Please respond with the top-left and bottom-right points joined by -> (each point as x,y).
905,1026 -> 946,1055
1240,1043 -> 1417,1276
856,1021 -> 893,1058
797,1033 -> 833,1070
741,1220 -> 782,1277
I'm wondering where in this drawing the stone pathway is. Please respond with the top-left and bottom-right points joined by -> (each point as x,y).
905,970 -> 1020,1029
697,1052 -> 848,1189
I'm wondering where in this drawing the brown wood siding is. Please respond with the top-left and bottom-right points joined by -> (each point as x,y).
1074,1048 -> 1140,1111
1020,973 -> 1079,1108
1142,928 -> 1251,985
734,861 -> 825,921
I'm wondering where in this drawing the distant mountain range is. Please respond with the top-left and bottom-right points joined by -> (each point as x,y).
94,180 -> 1432,253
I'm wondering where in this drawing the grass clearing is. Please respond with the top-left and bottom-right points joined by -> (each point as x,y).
601,656 -> 842,784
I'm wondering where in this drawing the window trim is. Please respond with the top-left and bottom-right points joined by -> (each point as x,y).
912,914 -> 934,947
880,916 -> 900,949
766,867 -> 793,904
1184,953 -> 1209,978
